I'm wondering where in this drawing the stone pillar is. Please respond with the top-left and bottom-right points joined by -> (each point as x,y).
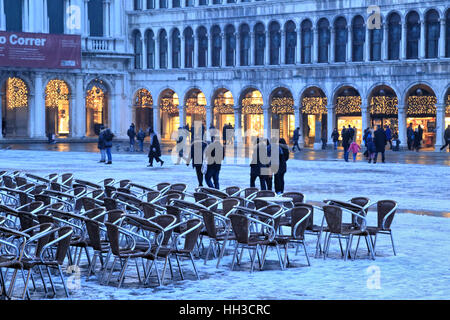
168,34 -> 173,69
298,110 -> 305,147
234,106 -> 242,145
347,25 -> 352,62
194,34 -> 199,68
205,105 -> 213,129
364,24 -> 370,61
153,106 -> 161,137
235,32 -> 241,66
263,105 -> 271,138
296,27 -> 302,64
265,31 -> 270,65
155,36 -> 160,69
329,28 -> 335,62
179,105 -> 185,127
0,0 -> 5,30
142,34 -> 147,69
382,23 -> 388,60
439,19 -> 446,58
104,0 -> 111,37
221,32 -> 226,67
250,31 -> 255,65
313,27 -> 319,63
419,19 -> 425,59
33,72 -> 45,138
155,0 -> 160,9
112,77 -> 123,136
361,104 -> 369,130
401,21 -> 407,59
397,105 -> 407,148
313,115 -> 322,150
435,104 -> 445,151
75,75 -> 85,138
168,0 -> 172,8
23,0 -> 29,32
280,30 -> 286,64
181,34 -> 186,68
208,33 -> 213,67
326,106 -> 335,148
83,0 -> 89,37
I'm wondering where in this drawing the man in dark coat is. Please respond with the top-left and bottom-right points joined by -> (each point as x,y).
331,128 -> 339,150
407,123 -> 414,150
204,136 -> 224,189
292,127 -> 301,152
148,128 -> 164,167
274,138 -> 290,194
385,125 -> 392,150
127,123 -> 136,152
97,125 -> 106,163
103,127 -> 114,165
136,128 -> 146,152
440,125 -> 450,152
186,139 -> 207,187
250,137 -> 265,189
341,127 -> 351,162
373,125 -> 387,163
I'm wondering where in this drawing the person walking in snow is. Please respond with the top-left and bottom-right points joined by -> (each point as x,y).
127,123 -> 136,152
148,128 -> 164,167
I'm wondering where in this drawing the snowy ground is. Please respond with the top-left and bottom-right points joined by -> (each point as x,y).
0,148 -> 449,300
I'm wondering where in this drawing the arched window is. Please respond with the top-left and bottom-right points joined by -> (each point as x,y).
269,22 -> 281,65
160,0 -> 167,8
334,17 -> 347,62
47,0 -> 64,34
4,0 -> 22,32
146,30 -> 155,69
147,0 -> 155,9
352,15 -> 365,61
388,13 -> 401,60
285,21 -> 296,64
426,10 -> 440,59
133,30 -> 143,69
45,80 -> 70,137
254,23 -> 265,66
198,27 -> 208,67
406,11 -> 420,59
184,27 -> 194,68
172,29 -> 181,68
2,77 -> 29,137
88,0 -> 103,36
159,30 -> 168,69
370,17 -> 383,61
318,18 -> 330,63
447,10 -> 450,57
134,0 -> 142,10
199,0 -> 208,5
211,26 -> 222,67
240,24 -> 250,66
225,25 -> 236,66
301,20 -> 312,64
172,0 -> 180,7
185,0 -> 194,6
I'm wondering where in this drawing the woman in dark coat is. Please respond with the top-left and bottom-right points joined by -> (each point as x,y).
103,127 -> 114,164
204,136 -> 224,189
97,125 -> 106,163
186,139 -> 207,187
148,128 -> 164,167
274,138 -> 290,194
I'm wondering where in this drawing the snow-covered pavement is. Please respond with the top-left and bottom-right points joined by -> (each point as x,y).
0,149 -> 449,300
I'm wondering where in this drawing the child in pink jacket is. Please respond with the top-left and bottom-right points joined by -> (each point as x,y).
349,141 -> 361,162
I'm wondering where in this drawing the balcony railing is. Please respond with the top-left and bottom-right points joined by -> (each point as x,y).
84,37 -> 117,52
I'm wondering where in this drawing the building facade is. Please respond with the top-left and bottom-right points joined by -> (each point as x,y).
1,0 -> 450,151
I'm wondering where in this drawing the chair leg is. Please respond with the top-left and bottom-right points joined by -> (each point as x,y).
230,242 -> 239,271
275,245 -> 284,271
161,256 -> 169,285
344,235 -> 353,261
106,257 -> 117,286
204,240 -> 213,265
174,254 -> 184,280
117,258 -> 129,288
250,245 -> 258,273
366,235 -> 376,260
20,269 -> 31,300
338,237 -> 345,257
45,266 -> 56,296
58,265 -> 70,298
7,269 -> 18,298
303,242 -> 311,266
217,236 -> 229,269
190,253 -> 200,280
389,231 -> 397,256
87,252 -> 98,281
37,266 -> 48,294
324,233 -> 331,260
135,259 -> 142,284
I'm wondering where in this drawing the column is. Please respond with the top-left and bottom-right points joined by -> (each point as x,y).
23,0 -> 29,32
168,34 -> 173,69
313,114 -> 322,150
435,104 -> 445,151
439,19 -> 446,58
155,0 -> 160,9
75,75 -> 85,137
347,25 -> 352,62
221,33 -> 226,67
104,0 -> 111,37
205,106 -> 213,129
280,30 -> 286,64
401,21 -> 407,59
264,31 -> 270,65
361,104 -> 369,130
33,73 -> 45,138
235,32 -> 241,66
419,19 -> 425,59
208,33 -> 213,67
194,34 -> 199,68
296,27 -> 302,64
313,27 -> 319,63
142,34 -> 147,69
329,28 -> 335,62
364,24 -> 370,61
382,23 -> 389,60
181,35 -> 186,68
234,107 -> 242,145
326,106 -> 335,148
298,110 -> 305,147
397,105 -> 407,149
42,0 -> 48,33
83,0 -> 89,37
0,0 -> 5,30
168,0 -> 172,8
179,106 -> 185,127
155,36 -> 160,69
250,32 -> 255,65
112,77 -> 123,136
263,105 -> 271,138
153,106 -> 161,137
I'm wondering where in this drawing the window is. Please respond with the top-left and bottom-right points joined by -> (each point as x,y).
147,0 -> 155,9
172,0 -> 180,7
199,0 -> 208,5
146,30 -> 155,69
352,16 -> 365,62
318,18 -> 330,63
172,29 -> 181,68
301,20 -> 312,64
225,25 -> 236,66
4,0 -> 22,32
446,10 -> 450,57
285,21 -> 296,64
88,0 -> 103,37
425,10 -> 440,59
185,0 -> 194,6
240,24 -> 250,66
370,21 -> 383,61
134,0 -> 142,10
213,0 -> 222,4
269,22 -> 281,65
334,17 -> 347,62
198,27 -> 208,67
47,0 -> 64,34
159,30 -> 168,69
388,13 -> 401,60
211,26 -> 222,67
254,23 -> 265,66
133,31 -> 143,69
160,0 -> 168,9
184,28 -> 194,68
406,11 -> 420,59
